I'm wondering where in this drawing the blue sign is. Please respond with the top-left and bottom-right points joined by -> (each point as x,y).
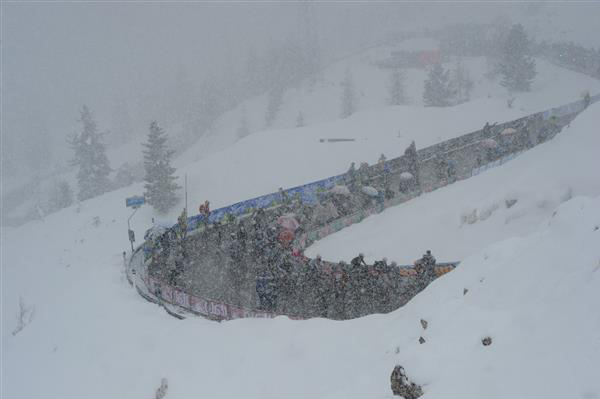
126,196 -> 145,208
183,173 -> 347,230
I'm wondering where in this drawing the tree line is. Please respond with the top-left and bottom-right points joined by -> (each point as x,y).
51,106 -> 181,215
52,24 -> 538,215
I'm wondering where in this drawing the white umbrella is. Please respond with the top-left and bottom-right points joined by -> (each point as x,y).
501,127 -> 518,136
329,185 -> 351,196
399,172 -> 414,180
481,138 -> 498,149
277,214 -> 300,231
361,186 -> 379,197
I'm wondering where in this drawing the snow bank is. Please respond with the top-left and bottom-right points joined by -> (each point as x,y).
3,193 -> 599,399
389,195 -> 600,399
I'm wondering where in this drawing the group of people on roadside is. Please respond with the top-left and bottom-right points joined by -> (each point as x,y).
255,250 -> 439,319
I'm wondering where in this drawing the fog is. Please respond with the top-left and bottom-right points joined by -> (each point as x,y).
3,3 -> 600,398
2,1 -> 599,218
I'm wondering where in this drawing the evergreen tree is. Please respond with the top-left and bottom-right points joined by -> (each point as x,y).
69,106 -> 112,201
197,77 -> 223,134
499,24 -> 536,92
453,62 -> 474,104
423,63 -> 454,107
113,162 -> 137,189
340,71 -> 357,118
237,107 -> 250,139
265,87 -> 284,128
243,47 -> 263,97
388,68 -> 407,106
296,111 -> 305,127
48,180 -> 74,212
298,0 -> 321,79
25,115 -> 53,174
143,121 -> 181,213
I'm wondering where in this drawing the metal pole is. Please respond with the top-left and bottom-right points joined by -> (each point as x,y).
127,207 -> 139,252
185,173 -> 188,213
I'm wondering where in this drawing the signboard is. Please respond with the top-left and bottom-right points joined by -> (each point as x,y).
126,196 -> 145,208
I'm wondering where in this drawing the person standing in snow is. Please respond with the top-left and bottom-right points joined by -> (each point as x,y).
346,162 -> 357,190
256,268 -> 278,311
403,141 -> 420,194
301,256 -> 323,316
351,253 -> 367,268
198,200 -> 211,226
423,250 -> 437,281
331,261 -> 348,319
413,250 -> 437,294
309,254 -> 324,271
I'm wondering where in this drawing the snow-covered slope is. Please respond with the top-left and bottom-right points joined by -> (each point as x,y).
3,102 -> 600,399
3,40 -> 599,227
386,194 -> 600,399
306,102 -> 600,264
176,44 -> 600,165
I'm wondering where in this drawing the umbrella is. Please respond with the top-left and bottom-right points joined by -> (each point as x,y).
277,214 -> 300,231
399,172 -> 414,180
500,127 -> 518,136
329,185 -> 351,196
144,225 -> 168,240
361,186 -> 379,197
481,138 -> 498,149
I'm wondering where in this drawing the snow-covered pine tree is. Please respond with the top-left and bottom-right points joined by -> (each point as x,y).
113,162 -> 137,189
68,106 -> 112,201
453,62 -> 474,104
296,111 -> 305,127
499,24 -> 536,92
423,63 -> 454,107
298,0 -> 321,80
340,71 -> 356,118
143,121 -> 181,214
237,107 -> 250,139
388,68 -> 407,106
48,180 -> 74,212
243,47 -> 263,97
265,87 -> 284,128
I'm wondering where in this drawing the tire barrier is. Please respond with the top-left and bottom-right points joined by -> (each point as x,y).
129,91 -> 599,321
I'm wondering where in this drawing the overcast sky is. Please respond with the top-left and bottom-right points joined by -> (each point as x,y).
3,1 -> 599,175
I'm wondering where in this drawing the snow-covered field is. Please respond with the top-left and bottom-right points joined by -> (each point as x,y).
3,43 -> 600,398
3,106 -> 599,397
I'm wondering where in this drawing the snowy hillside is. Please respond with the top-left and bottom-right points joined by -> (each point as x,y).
121,57 -> 600,229
176,50 -> 600,165
306,102 -> 600,264
3,105 -> 599,399
3,38 -> 599,227
5,5 -> 600,398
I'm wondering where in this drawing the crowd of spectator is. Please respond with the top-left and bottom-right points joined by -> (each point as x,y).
143,118 -> 545,318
